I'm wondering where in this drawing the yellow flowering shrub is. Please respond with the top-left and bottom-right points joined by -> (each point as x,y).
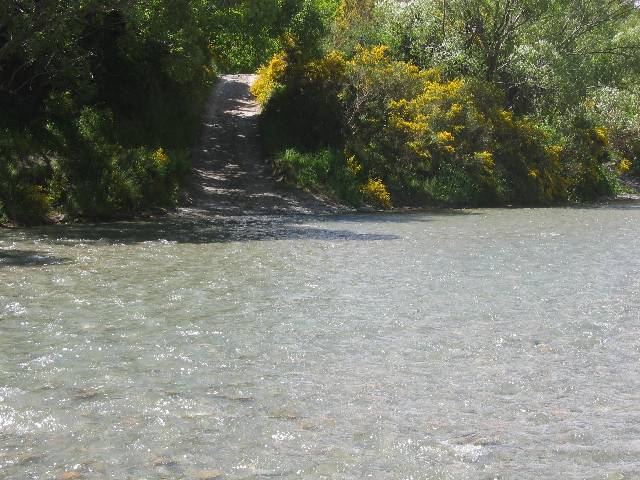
448,103 -> 463,119
306,51 -> 347,84
475,151 -> 495,172
383,73 -> 569,204
499,110 -> 514,123
436,131 -> 455,144
152,148 -> 170,168
344,46 -> 431,136
361,178 -> 392,209
387,76 -> 481,176
492,111 -> 567,204
346,155 -> 363,175
593,127 -> 609,147
618,158 -> 633,173
251,51 -> 288,105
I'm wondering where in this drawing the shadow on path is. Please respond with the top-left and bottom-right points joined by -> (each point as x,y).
183,74 -> 348,218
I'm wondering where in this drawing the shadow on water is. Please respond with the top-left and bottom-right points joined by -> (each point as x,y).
17,214 -> 402,246
6,201 -> 638,249
328,209 -> 482,224
567,198 -> 640,211
0,249 -> 70,267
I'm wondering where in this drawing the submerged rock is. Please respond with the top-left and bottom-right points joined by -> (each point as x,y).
450,432 -> 501,447
298,419 -> 318,431
72,388 -> 100,400
196,469 -> 224,479
268,407 -> 302,420
60,472 -> 81,480
152,455 -> 177,467
17,452 -> 42,464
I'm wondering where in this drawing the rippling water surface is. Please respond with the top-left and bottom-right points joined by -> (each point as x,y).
1,205 -> 639,479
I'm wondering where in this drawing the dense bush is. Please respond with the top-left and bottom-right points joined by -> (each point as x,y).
258,48 -> 347,153
0,1 -> 213,223
0,130 -> 52,225
0,0 -> 330,224
257,45 -> 617,207
591,86 -> 640,177
273,148 -> 364,206
255,0 -> 639,208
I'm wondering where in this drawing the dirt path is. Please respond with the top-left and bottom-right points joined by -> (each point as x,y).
180,74 -> 348,218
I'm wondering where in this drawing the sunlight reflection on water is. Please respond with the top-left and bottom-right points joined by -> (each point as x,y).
1,204 -> 640,479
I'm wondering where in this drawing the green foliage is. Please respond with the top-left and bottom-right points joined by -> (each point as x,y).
257,0 -> 639,207
591,86 -> 640,177
273,148 -> 366,206
562,117 -> 618,201
0,0 -> 327,223
274,149 -> 333,189
0,130 -> 52,225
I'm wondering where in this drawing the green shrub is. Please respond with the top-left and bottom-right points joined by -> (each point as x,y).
562,118 -> 617,201
0,130 -> 53,225
591,86 -> 640,178
274,149 -> 332,189
258,45 -> 574,207
272,148 -> 366,206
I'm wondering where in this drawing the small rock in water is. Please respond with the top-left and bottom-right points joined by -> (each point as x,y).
120,416 -> 139,427
211,392 -> 255,402
535,343 -> 552,353
73,388 -> 100,400
60,472 -> 81,480
152,455 -> 177,467
450,432 -> 500,447
298,420 -> 318,431
196,470 -> 224,479
17,452 -> 42,464
268,407 -> 302,420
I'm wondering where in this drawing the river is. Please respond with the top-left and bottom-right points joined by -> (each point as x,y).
1,205 -> 639,479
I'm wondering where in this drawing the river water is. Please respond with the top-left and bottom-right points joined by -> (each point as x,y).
1,205 -> 639,479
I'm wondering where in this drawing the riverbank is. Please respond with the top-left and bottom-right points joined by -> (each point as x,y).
2,73 -> 638,230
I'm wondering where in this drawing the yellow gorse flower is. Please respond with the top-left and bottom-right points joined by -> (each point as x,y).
475,151 -> 495,171
618,158 -> 633,173
251,51 -> 288,105
361,178 -> 392,209
346,155 -> 363,175
448,103 -> 463,118
152,148 -> 170,167
593,127 -> 609,146
436,131 -> 454,144
499,110 -> 513,123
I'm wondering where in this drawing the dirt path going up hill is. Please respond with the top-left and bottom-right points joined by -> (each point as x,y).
180,74 -> 349,218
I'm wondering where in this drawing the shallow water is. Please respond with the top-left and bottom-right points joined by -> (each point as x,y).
1,205 -> 639,479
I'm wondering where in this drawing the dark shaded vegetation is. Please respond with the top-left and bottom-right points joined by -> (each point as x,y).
0,0 -> 326,225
